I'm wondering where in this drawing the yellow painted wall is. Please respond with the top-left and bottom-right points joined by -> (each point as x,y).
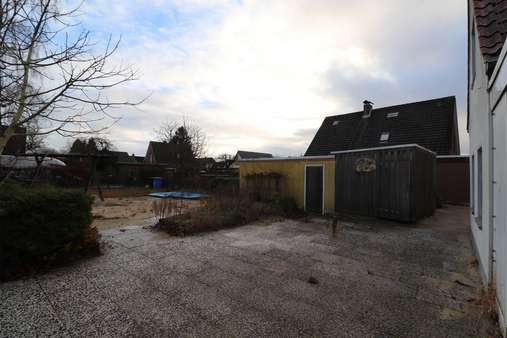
239,158 -> 335,214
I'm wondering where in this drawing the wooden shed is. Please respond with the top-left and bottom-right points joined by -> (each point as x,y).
333,144 -> 436,222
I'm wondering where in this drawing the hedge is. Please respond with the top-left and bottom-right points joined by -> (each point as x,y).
0,185 -> 99,280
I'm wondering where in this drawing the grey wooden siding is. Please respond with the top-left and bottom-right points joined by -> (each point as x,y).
334,145 -> 436,222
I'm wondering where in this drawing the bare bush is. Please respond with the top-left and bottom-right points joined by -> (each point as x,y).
155,192 -> 301,236
152,198 -> 187,221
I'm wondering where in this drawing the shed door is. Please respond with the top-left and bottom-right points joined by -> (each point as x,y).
376,159 -> 411,221
305,166 -> 323,214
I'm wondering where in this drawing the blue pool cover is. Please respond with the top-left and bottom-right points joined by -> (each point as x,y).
148,191 -> 208,200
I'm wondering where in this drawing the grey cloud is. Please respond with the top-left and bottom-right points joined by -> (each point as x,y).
292,127 -> 318,139
322,3 -> 468,152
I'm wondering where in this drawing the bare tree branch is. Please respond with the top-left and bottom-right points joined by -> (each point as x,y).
155,118 -> 208,158
0,0 -> 141,154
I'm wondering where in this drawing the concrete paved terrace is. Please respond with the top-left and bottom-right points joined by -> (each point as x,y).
0,205 -> 501,337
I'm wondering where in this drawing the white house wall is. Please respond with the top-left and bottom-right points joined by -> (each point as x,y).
469,1 -> 507,333
492,93 -> 507,333
468,11 -> 493,285
489,35 -> 507,332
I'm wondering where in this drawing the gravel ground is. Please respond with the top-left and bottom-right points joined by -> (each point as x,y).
0,205 -> 501,337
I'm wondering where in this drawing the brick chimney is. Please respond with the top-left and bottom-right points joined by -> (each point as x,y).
363,100 -> 373,118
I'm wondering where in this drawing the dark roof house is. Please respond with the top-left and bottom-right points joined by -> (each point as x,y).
144,141 -> 195,167
0,126 -> 27,155
472,0 -> 507,76
234,150 -> 273,160
107,151 -> 137,163
197,157 -> 216,170
305,96 -> 460,156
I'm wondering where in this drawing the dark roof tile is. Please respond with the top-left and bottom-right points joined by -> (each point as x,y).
146,141 -> 192,165
473,0 -> 507,64
305,96 -> 459,156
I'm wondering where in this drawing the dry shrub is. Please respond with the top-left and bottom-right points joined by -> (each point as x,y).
152,198 -> 186,221
475,287 -> 498,322
155,192 -> 300,236
152,199 -> 173,220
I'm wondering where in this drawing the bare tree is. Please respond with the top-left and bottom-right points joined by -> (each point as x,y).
186,122 -> 207,158
0,0 -> 140,154
24,117 -> 45,151
154,120 -> 178,144
216,153 -> 233,161
155,119 -> 207,158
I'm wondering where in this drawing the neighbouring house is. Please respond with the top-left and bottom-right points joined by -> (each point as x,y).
144,141 -> 195,168
212,159 -> 234,170
107,151 -> 137,164
197,157 -> 216,171
99,151 -> 139,185
234,150 -> 273,160
305,96 -> 460,156
304,97 -> 468,207
0,126 -> 27,155
468,0 -> 507,334
231,150 -> 273,169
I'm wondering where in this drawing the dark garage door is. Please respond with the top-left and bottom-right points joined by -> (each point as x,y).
305,166 -> 323,214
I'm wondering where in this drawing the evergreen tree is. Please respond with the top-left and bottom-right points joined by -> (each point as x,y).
170,126 -> 195,160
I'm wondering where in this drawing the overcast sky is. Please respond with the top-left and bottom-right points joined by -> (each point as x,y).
53,0 -> 468,157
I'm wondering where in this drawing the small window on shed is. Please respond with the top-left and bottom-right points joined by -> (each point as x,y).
332,120 -> 339,126
380,132 -> 390,142
387,112 -> 399,118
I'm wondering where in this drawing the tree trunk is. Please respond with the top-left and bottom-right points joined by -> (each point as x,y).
0,134 -> 13,155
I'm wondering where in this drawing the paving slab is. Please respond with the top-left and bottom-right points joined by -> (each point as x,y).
0,205 -> 502,337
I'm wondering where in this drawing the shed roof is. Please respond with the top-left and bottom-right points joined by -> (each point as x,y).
304,96 -> 459,156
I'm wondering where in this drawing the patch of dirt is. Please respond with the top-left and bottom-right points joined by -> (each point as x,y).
92,196 -> 199,231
